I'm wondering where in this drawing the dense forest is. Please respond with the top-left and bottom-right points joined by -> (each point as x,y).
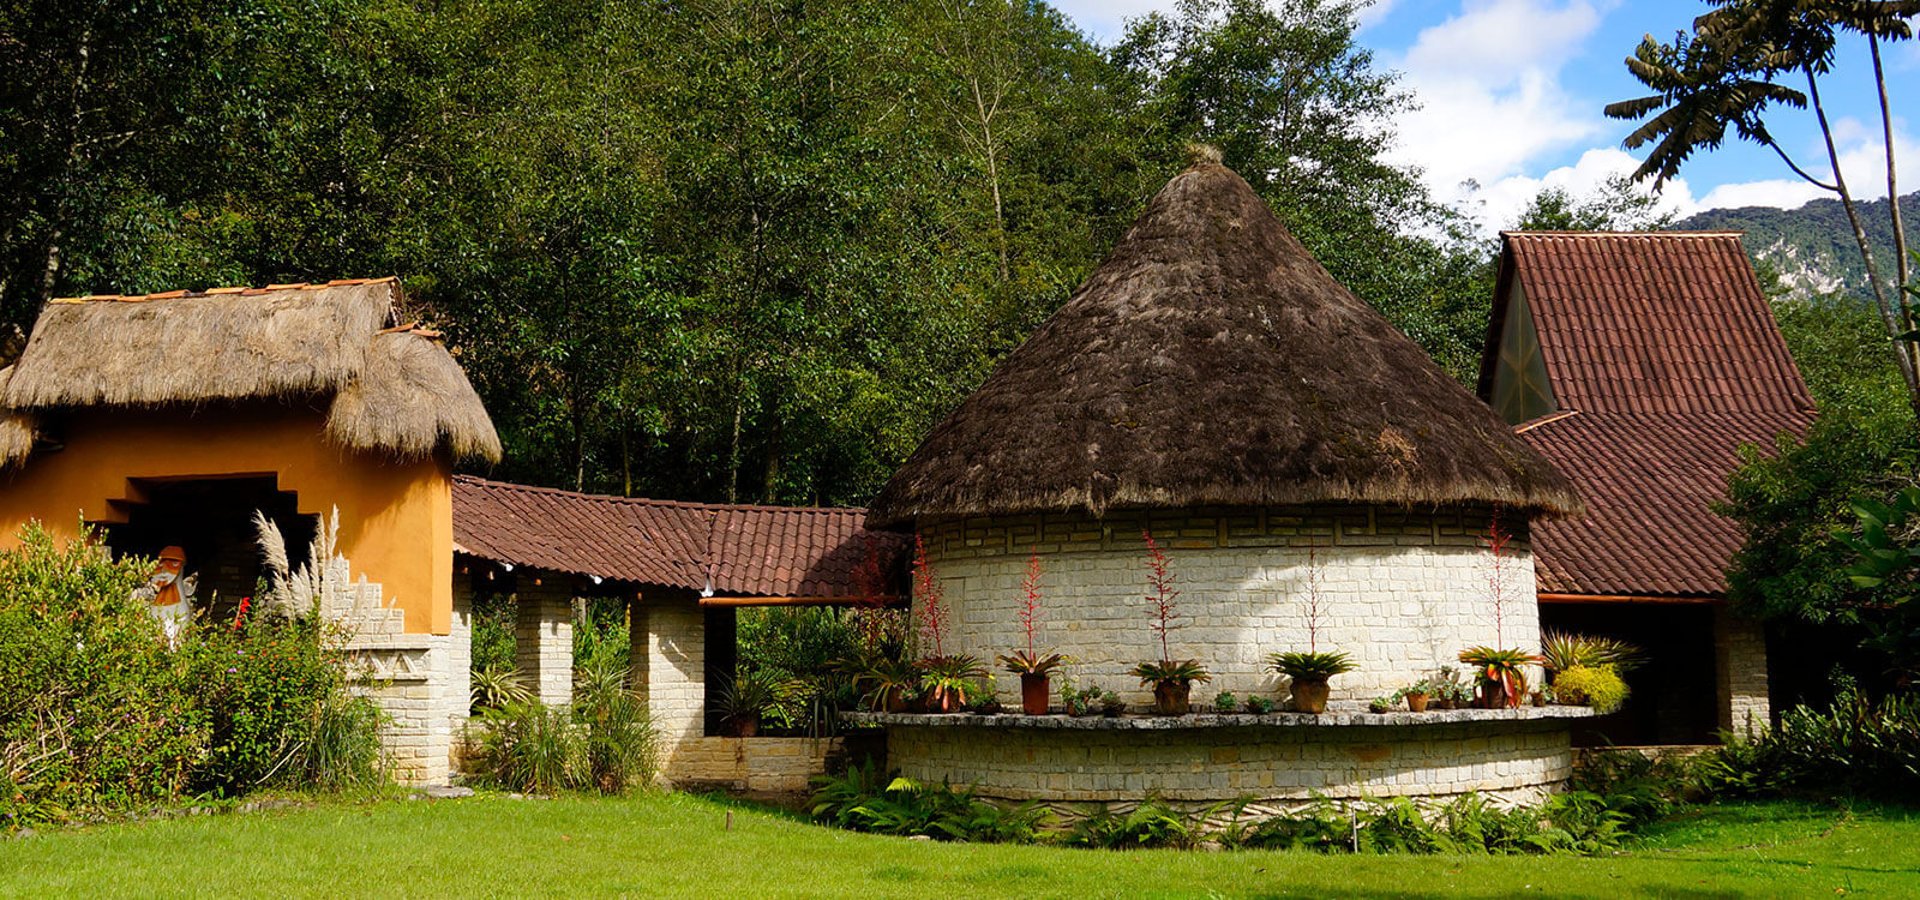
1680,193 -> 1920,301
2,0 -> 1549,506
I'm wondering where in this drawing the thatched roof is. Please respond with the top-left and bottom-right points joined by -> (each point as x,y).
0,367 -> 34,469
2,279 -> 500,464
867,161 -> 1579,528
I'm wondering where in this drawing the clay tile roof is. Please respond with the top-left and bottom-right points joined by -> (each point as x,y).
1487,233 -> 1817,597
452,476 -> 907,598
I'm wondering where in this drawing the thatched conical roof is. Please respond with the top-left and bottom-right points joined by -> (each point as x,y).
867,161 -> 1578,528
1,278 -> 500,465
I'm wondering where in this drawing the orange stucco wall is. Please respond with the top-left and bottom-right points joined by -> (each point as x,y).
0,405 -> 452,634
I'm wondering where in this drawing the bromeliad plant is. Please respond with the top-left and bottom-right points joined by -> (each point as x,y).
921,653 -> 987,714
1266,650 -> 1356,714
997,552 -> 1064,714
1131,531 -> 1210,715
1459,646 -> 1544,709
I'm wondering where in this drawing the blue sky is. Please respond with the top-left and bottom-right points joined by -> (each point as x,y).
1051,0 -> 1918,228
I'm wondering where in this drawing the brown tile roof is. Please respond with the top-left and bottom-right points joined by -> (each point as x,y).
1488,233 -> 1817,597
451,475 -> 906,598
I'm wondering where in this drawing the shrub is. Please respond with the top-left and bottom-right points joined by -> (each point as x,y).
0,524 -> 385,826
470,593 -> 517,672
806,763 -> 1043,840
1699,689 -> 1920,803
1552,665 -> 1629,714
468,688 -> 658,795
1063,799 -> 1211,850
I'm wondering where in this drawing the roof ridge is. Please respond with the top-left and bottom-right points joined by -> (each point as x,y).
1500,230 -> 1745,239
51,276 -> 399,304
451,474 -> 868,515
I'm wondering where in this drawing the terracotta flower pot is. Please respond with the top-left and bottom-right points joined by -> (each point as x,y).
1291,678 -> 1331,714
882,686 -> 908,713
732,715 -> 759,738
1151,680 -> 1192,716
1020,673 -> 1051,715
928,690 -> 963,714
1406,692 -> 1429,713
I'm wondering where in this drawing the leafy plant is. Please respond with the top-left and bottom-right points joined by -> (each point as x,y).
847,651 -> 921,712
1540,630 -> 1645,674
1552,665 -> 1629,714
1130,658 -> 1212,687
1213,691 -> 1237,711
1099,693 -> 1127,717
714,671 -> 779,731
1243,696 -> 1274,714
1368,696 -> 1393,714
1458,646 -> 1543,708
1266,650 -> 1356,682
469,701 -> 587,794
920,654 -> 987,709
1063,799 -> 1211,850
998,650 -> 1064,676
472,664 -> 534,713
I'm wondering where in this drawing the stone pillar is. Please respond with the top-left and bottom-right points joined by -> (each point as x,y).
515,580 -> 574,706
329,570 -> 456,785
1715,606 -> 1771,738
633,592 -> 707,779
448,577 -> 475,750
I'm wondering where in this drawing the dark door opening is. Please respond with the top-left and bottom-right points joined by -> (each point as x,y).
1541,602 -> 1720,746
101,476 -> 317,617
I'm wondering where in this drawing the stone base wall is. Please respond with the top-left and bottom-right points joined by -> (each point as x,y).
667,737 -> 850,793
1715,607 -> 1771,737
328,569 -> 460,785
920,504 -> 1538,707
887,720 -> 1571,806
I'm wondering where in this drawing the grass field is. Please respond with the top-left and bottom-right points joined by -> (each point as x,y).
3,793 -> 1916,898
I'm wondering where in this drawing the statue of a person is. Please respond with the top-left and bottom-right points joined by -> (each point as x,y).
133,546 -> 197,650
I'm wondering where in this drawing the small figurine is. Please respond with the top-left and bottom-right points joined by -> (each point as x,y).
133,546 -> 197,649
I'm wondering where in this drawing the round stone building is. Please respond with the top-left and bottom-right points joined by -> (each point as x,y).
858,156 -> 1587,808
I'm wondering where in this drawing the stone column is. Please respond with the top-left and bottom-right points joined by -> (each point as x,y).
515,580 -> 574,706
632,591 -> 707,780
1715,606 -> 1771,738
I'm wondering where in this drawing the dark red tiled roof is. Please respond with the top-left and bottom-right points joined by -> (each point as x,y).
452,476 -> 905,598
1490,233 -> 1817,597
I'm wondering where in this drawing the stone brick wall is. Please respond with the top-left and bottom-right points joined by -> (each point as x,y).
515,580 -> 574,706
327,566 -> 459,785
1715,607 -> 1771,737
667,737 -> 849,793
918,504 -> 1538,707
887,719 -> 1570,808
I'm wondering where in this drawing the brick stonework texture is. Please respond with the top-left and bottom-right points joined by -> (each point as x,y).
1715,607 -> 1771,737
515,581 -> 575,706
919,504 -> 1540,707
635,597 -> 707,781
888,720 -> 1570,807
667,737 -> 849,792
329,564 -> 461,786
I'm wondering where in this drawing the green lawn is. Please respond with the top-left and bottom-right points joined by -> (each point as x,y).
2,793 -> 1916,898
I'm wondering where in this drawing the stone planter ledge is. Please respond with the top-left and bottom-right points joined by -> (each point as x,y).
841,705 -> 1599,730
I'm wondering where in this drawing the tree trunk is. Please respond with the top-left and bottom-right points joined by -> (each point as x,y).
971,77 -> 1009,284
1809,67 -> 1920,421
1870,35 -> 1911,325
726,395 -> 743,504
762,410 -> 782,503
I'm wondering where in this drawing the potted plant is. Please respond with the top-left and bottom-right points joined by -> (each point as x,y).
849,652 -> 921,712
1243,695 -> 1274,715
921,654 -> 987,713
1132,532 -> 1212,715
997,553 -> 1064,715
715,670 -> 777,737
1266,650 -> 1356,714
1458,646 -> 1543,709
1060,682 -> 1098,717
1368,696 -> 1393,714
1398,679 -> 1435,713
1099,691 -> 1127,717
1213,690 -> 1238,713
1132,658 -> 1211,714
1430,666 -> 1471,710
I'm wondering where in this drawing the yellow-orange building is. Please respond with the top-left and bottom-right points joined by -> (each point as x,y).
0,278 -> 499,782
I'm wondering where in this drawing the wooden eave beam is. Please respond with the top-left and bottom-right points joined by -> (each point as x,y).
1537,592 -> 1722,605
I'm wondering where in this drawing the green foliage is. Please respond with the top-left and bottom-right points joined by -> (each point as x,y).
1062,799 -> 1212,850
1242,696 -> 1274,714
1130,658 -> 1211,686
713,671 -> 780,729
1212,691 -> 1236,711
1835,484 -> 1920,681
1266,650 -> 1357,682
1518,174 -> 1677,233
466,693 -> 657,796
0,524 -> 383,827
1697,688 -> 1920,803
740,606 -> 862,732
920,654 -> 988,708
471,666 -> 533,714
806,762 -> 1050,842
997,650 -> 1064,676
471,595 -> 517,673
1540,630 -> 1645,674
1551,665 -> 1630,714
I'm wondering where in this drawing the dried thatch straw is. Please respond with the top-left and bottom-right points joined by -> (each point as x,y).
866,161 -> 1580,528
0,367 -> 35,468
327,331 -> 502,463
1,279 -> 499,465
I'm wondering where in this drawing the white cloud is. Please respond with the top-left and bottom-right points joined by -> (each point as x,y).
1689,118 -> 1918,211
1384,1 -> 1618,208
1461,147 -> 1695,230
1355,0 -> 1400,29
